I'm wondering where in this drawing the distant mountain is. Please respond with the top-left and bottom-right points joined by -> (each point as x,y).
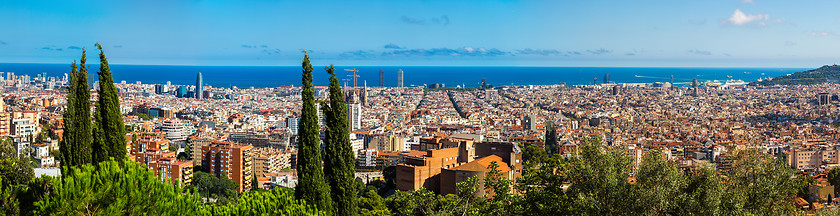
752,65 -> 840,86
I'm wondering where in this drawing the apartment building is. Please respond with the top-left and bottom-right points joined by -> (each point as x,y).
148,157 -> 194,185
201,141 -> 254,192
789,147 -> 840,170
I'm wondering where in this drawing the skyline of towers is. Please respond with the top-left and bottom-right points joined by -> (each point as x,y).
195,71 -> 203,100
397,69 -> 404,87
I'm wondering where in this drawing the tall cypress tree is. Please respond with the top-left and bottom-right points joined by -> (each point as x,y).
61,50 -> 93,170
294,51 -> 332,212
544,121 -> 557,155
60,61 -> 78,168
93,43 -> 127,162
321,64 -> 357,215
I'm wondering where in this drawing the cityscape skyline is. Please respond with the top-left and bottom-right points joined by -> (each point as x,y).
2,1 -> 840,67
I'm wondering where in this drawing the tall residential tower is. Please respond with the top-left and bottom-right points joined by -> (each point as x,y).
379,69 -> 385,87
397,69 -> 404,87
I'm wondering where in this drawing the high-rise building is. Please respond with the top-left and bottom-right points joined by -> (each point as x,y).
347,103 -> 362,131
397,69 -> 404,87
818,93 -> 831,105
612,85 -> 620,95
604,74 -> 610,84
201,141 -> 253,192
195,72 -> 203,99
177,86 -> 188,98
523,114 -> 536,131
287,117 -> 300,134
482,78 -> 487,88
154,84 -> 163,94
379,69 -> 385,87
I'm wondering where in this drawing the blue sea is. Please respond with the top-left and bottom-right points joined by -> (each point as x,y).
0,63 -> 808,88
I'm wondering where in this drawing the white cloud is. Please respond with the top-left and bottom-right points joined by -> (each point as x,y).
810,31 -> 831,37
774,17 -> 785,23
727,9 -> 769,26
742,0 -> 754,3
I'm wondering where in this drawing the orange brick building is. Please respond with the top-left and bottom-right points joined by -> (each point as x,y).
395,147 -> 460,193
148,157 -> 194,185
201,141 -> 254,192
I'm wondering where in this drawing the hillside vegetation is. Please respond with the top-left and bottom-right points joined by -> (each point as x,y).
753,64 -> 840,86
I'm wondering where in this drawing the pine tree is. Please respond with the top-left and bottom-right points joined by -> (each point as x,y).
60,49 -> 93,170
93,43 -> 126,162
321,64 -> 357,215
294,51 -> 332,212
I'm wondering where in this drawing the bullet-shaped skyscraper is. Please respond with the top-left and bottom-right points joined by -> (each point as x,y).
196,72 -> 203,99
397,69 -> 404,87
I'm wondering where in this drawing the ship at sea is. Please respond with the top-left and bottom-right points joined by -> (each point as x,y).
705,80 -> 722,87
723,79 -> 747,86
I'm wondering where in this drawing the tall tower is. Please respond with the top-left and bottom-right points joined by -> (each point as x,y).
347,102 -> 362,131
397,69 -> 404,87
604,73 -> 610,84
195,72 -> 203,99
379,69 -> 384,87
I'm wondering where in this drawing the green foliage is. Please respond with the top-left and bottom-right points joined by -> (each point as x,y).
0,177 -> 22,216
634,149 -> 685,215
724,149 -> 798,214
294,51 -> 333,212
205,188 -> 326,216
753,64 -> 840,86
93,43 -> 127,163
678,163 -> 724,216
322,64 -> 358,215
358,190 -> 391,216
0,138 -> 34,187
135,113 -> 151,120
828,168 -> 840,195
60,50 -> 93,170
177,144 -> 191,160
515,150 -> 571,215
34,159 -> 203,215
192,171 -> 238,200
478,161 -> 517,215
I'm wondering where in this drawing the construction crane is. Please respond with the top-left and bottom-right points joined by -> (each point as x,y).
344,68 -> 359,90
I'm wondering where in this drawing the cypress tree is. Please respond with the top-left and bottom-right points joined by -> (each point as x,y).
294,51 -> 332,212
93,43 -> 127,162
60,49 -> 93,169
60,61 -> 78,168
544,121 -> 557,155
321,64 -> 357,215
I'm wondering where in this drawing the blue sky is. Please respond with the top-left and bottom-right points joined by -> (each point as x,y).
1,0 -> 839,67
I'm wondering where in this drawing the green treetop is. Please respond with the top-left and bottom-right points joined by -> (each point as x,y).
321,64 -> 358,215
93,43 -> 127,162
294,51 -> 332,212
